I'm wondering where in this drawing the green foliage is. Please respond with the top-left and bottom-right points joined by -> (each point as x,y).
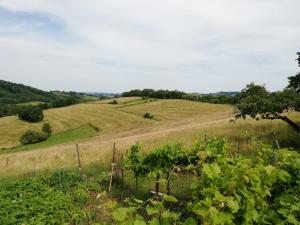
236,83 -> 300,133
18,105 -> 44,122
144,112 -> 154,119
124,144 -> 145,178
9,124 -> 97,153
0,79 -> 57,104
98,193 -> 194,225
45,170 -> 82,193
189,140 -> 300,225
50,96 -> 79,108
109,99 -> 118,104
0,179 -> 78,225
123,89 -> 185,99
143,142 -> 186,174
19,130 -> 48,145
0,80 -> 87,118
236,53 -> 300,133
42,123 -> 52,136
122,88 -> 238,104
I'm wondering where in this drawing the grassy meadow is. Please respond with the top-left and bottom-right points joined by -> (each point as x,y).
0,97 -> 299,179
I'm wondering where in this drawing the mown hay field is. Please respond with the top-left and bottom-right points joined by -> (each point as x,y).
0,97 -> 299,179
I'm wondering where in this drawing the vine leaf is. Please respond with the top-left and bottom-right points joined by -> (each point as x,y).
203,163 -> 221,179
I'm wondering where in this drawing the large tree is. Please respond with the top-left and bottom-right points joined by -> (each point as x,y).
236,53 -> 300,133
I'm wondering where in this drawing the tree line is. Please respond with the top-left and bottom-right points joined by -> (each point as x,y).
122,89 -> 239,104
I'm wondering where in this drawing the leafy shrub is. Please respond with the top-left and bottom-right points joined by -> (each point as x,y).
45,170 -> 82,193
189,140 -> 300,225
144,112 -> 154,119
0,179 -> 79,225
73,186 -> 89,206
42,123 -> 52,136
19,130 -> 48,145
109,99 -> 118,104
51,97 -> 78,108
18,106 -> 44,122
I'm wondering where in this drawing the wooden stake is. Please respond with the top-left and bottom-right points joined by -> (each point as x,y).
76,144 -> 82,177
272,132 -> 280,150
109,163 -> 116,193
112,142 -> 116,163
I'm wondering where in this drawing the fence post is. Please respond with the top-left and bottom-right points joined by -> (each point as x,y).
204,134 -> 207,143
76,144 -> 82,177
272,132 -> 280,150
112,142 -> 116,164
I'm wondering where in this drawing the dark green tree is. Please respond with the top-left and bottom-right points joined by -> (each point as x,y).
236,53 -> 300,134
18,106 -> 44,122
19,130 -> 48,145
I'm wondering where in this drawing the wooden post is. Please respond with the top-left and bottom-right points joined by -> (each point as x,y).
272,132 -> 280,150
112,142 -> 116,164
108,163 -> 116,193
76,144 -> 82,177
204,134 -> 207,143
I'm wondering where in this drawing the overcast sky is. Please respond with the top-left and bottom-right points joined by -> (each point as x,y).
0,0 -> 299,93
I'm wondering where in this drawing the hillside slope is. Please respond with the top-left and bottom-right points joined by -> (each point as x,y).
0,98 -> 234,148
0,80 -> 57,104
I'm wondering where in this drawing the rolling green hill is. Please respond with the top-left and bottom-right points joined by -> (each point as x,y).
0,80 -> 57,104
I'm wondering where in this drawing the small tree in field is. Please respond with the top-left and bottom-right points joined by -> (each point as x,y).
42,123 -> 52,136
236,52 -> 300,134
144,112 -> 154,119
18,106 -> 44,122
20,130 -> 48,145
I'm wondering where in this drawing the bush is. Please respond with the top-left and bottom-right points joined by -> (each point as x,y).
19,130 -> 48,145
42,123 -> 52,136
109,99 -> 118,104
144,112 -> 154,119
18,106 -> 44,122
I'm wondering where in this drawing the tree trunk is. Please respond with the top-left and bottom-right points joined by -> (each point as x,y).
279,115 -> 300,133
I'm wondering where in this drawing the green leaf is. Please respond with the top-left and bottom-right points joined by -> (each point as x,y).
134,220 -> 147,225
163,194 -> 178,203
226,199 -> 239,213
214,191 -> 226,202
149,218 -> 159,225
146,206 -> 160,216
134,198 -> 144,204
183,217 -> 198,225
265,165 -> 276,176
112,208 -> 129,221
287,214 -> 299,224
203,163 -> 221,179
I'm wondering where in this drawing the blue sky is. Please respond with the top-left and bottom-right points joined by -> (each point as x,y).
0,0 -> 299,93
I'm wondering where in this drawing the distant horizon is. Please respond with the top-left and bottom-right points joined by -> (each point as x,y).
2,78 -> 242,95
0,1 -> 299,93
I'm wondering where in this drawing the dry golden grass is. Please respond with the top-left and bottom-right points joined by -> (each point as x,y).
0,100 -> 151,148
1,97 -> 299,179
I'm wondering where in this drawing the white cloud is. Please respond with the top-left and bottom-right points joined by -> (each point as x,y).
0,0 -> 299,92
